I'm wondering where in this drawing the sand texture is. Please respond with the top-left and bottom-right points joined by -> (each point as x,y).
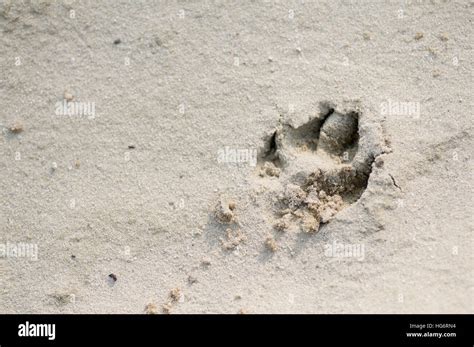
0,0 -> 472,313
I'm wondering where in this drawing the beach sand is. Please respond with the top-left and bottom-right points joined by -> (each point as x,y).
0,0 -> 472,313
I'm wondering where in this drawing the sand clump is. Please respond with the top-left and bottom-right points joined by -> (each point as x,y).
221,228 -> 247,250
275,172 -> 346,233
161,287 -> 182,314
273,213 -> 292,231
144,303 -> 158,314
169,287 -> 182,302
265,236 -> 278,252
214,197 -> 248,250
259,162 -> 281,177
214,197 -> 237,224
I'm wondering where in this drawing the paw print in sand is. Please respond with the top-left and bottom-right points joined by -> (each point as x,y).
258,102 -> 387,233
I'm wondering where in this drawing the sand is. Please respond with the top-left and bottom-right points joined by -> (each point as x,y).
0,0 -> 472,314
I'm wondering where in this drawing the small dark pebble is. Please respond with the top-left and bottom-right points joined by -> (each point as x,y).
113,39 -> 121,45
71,255 -> 76,260
128,145 -> 135,149
108,273 -> 117,282
9,123 -> 23,134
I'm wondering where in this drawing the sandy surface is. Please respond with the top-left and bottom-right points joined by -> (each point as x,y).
0,0 -> 472,313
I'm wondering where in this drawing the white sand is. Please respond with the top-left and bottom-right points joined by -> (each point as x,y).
0,0 -> 472,313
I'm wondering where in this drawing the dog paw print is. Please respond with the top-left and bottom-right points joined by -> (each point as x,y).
258,102 -> 387,233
